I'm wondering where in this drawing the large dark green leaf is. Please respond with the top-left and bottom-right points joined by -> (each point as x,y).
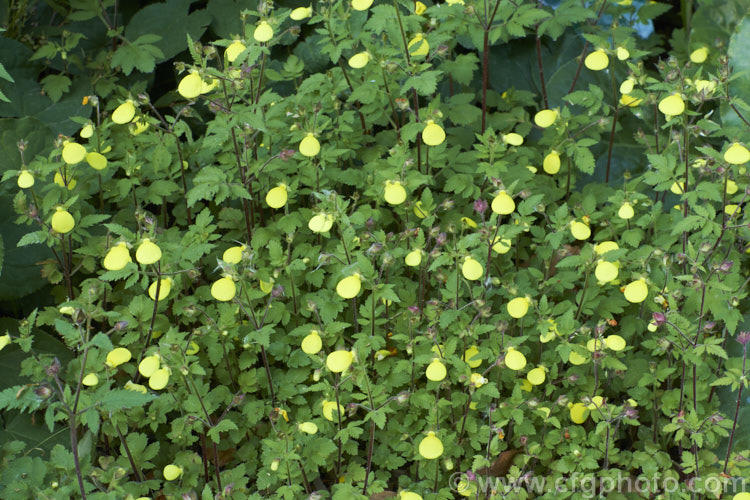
0,118 -> 56,302
0,318 -> 72,454
0,38 -> 90,136
125,0 -> 211,62
716,316 -> 750,459
206,0 -> 260,39
722,14 -> 750,141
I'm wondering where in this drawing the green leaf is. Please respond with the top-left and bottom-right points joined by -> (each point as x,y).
401,71 -> 442,97
111,43 -> 164,75
441,53 -> 479,87
125,0 -> 210,62
98,389 -> 156,411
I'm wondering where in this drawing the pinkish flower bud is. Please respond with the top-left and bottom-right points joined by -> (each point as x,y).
279,149 -> 295,161
474,198 -> 488,217
652,312 -> 666,326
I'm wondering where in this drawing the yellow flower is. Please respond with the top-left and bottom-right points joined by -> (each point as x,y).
725,204 -> 741,216
570,220 -> 590,240
308,213 -> 334,233
163,464 -> 183,481
336,274 -> 362,299
103,242 -> 132,271
595,260 -> 619,283
401,492 -> 423,500
54,171 -> 76,190
106,347 -> 132,368
670,181 -> 685,194
527,366 -> 546,385
586,339 -> 604,352
352,0 -> 374,10
594,241 -> 619,255
322,400 -> 345,421
623,279 -> 648,303
658,94 -> 685,117
326,350 -> 353,372
413,201 -> 430,219
569,351 -> 588,365
584,49 -> 608,71
616,46 -> 629,61
62,142 -> 86,164
125,381 -> 148,393
223,245 -> 245,264
299,133 -> 321,157
86,151 -> 107,170
464,346 -> 481,368
408,33 -> 429,57
504,347 -> 526,370
266,184 -> 288,209
507,297 -> 529,319
301,331 -> 323,354
348,52 -> 370,69
80,124 -> 94,138
724,143 -> 750,165
112,101 -> 136,124
139,355 -> 160,377
586,395 -> 604,410
605,334 -> 626,351
148,367 -> 170,390
17,170 -> 34,189
148,278 -> 172,301
461,216 -> 477,228
491,190 -> 515,214
177,72 -> 202,99
226,41 -> 246,62
82,373 -> 99,386
502,132 -> 523,146
543,151 -> 561,174
415,1 -> 426,15
619,95 -> 643,107
130,119 -> 150,135
51,207 -> 75,234
620,78 -> 635,95
426,359 -> 446,381
461,256 -> 483,281
470,372 -> 487,388
422,120 -> 445,146
491,236 -> 511,254
201,78 -> 218,94
534,109 -> 557,128
689,47 -> 708,64
136,238 -> 162,265
298,422 -> 318,434
290,5 -> 313,20
726,179 -> 738,195
418,432 -> 443,459
618,202 -> 634,219
404,250 -> 422,267
211,276 -> 236,301
254,21 -> 274,43
695,79 -> 716,94
384,180 -> 407,205
569,402 -> 589,424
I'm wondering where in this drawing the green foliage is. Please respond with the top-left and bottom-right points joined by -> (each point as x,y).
1,0 -> 750,499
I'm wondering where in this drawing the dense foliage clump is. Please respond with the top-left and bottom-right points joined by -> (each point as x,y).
1,0 -> 750,498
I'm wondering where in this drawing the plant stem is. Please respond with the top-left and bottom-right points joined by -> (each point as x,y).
535,32 -> 548,109
231,128 -> 253,243
723,345 -> 747,475
575,268 -> 590,320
